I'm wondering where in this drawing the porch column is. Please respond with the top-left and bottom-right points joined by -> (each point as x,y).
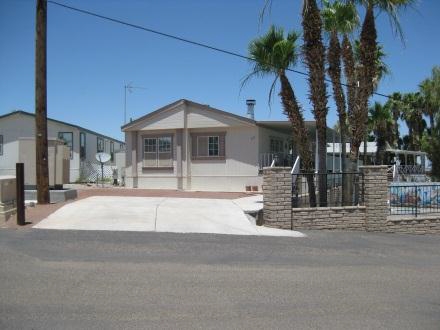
176,129 -> 183,190
131,131 -> 138,188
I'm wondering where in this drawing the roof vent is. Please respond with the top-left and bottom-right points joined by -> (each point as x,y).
246,99 -> 256,120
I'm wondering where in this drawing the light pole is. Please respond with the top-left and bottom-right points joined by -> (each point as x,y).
124,83 -> 147,124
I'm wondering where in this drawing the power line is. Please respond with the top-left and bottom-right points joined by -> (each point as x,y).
47,0 -> 391,99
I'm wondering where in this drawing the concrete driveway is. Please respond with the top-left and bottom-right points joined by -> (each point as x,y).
34,196 -> 304,237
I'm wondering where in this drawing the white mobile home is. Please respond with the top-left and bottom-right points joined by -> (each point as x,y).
122,99 -> 319,192
0,110 -> 125,182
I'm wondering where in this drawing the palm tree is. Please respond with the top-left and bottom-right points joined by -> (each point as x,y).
401,92 -> 426,151
354,40 -> 391,162
302,0 -> 329,206
368,102 -> 393,164
385,92 -> 404,148
419,66 -> 440,131
351,0 -> 414,165
353,40 -> 391,91
322,0 -> 359,205
244,25 -> 317,206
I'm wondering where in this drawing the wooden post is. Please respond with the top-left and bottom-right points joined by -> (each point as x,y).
16,163 -> 25,226
35,0 -> 49,204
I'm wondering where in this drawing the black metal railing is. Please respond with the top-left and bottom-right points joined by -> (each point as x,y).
389,184 -> 440,216
259,152 -> 294,170
292,172 -> 364,208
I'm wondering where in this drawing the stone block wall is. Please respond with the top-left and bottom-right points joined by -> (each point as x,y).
386,215 -> 440,234
262,167 -> 292,229
291,206 -> 366,231
263,165 -> 440,235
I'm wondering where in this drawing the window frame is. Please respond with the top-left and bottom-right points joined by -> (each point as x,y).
270,137 -> 284,154
97,137 -> 104,153
0,135 -> 3,156
191,132 -> 226,161
110,141 -> 114,162
142,134 -> 173,169
80,132 -> 86,160
58,132 -> 74,159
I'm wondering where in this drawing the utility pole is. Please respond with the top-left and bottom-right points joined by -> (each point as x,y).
124,83 -> 147,124
35,0 -> 49,204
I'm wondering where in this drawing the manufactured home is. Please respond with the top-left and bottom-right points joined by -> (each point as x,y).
122,99 -> 326,192
0,110 -> 125,182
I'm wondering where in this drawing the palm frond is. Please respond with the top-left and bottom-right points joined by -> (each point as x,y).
267,76 -> 279,112
259,0 -> 273,27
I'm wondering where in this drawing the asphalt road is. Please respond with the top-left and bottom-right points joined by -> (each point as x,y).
1,229 -> 439,329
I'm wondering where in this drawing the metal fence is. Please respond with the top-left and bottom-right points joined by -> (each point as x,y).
389,184 -> 440,216
292,172 -> 365,208
259,152 -> 294,170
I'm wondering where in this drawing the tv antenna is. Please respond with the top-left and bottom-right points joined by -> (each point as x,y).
124,82 -> 147,124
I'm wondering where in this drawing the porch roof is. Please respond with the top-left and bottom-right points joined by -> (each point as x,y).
257,120 -> 336,141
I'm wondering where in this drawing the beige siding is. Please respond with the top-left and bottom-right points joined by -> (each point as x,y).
190,127 -> 258,176
130,106 -> 184,131
186,104 -> 250,128
126,177 -> 179,190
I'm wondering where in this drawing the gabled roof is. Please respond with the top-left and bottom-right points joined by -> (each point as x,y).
0,110 -> 125,144
121,99 -> 256,131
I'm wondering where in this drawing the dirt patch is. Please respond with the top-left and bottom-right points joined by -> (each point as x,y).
1,186 -> 257,230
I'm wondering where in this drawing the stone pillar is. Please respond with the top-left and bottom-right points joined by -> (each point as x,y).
360,165 -> 388,231
262,167 -> 292,229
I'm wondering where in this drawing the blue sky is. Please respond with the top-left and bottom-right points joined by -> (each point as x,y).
1,0 -> 439,141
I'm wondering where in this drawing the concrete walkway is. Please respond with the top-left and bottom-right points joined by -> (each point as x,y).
34,196 -> 305,237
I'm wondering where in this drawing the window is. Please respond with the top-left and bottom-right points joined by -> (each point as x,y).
119,143 -> 125,150
191,132 -> 226,160
270,137 -> 284,153
208,136 -> 219,156
0,135 -> 3,155
58,132 -> 73,159
97,137 -> 104,153
80,132 -> 86,160
143,136 -> 173,168
110,141 -> 114,161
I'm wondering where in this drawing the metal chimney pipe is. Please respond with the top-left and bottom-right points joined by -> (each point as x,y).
246,99 -> 256,120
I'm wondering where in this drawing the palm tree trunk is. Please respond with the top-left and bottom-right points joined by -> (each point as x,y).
393,112 -> 400,148
279,72 -> 317,207
351,3 -> 377,163
341,34 -> 356,205
342,35 -> 356,123
35,0 -> 49,204
302,0 -> 328,206
363,133 -> 367,164
376,133 -> 386,165
327,31 -> 349,205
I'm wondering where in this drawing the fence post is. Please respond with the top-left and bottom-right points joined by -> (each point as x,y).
262,167 -> 292,230
415,186 -> 418,217
16,163 -> 25,226
360,166 -> 388,232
